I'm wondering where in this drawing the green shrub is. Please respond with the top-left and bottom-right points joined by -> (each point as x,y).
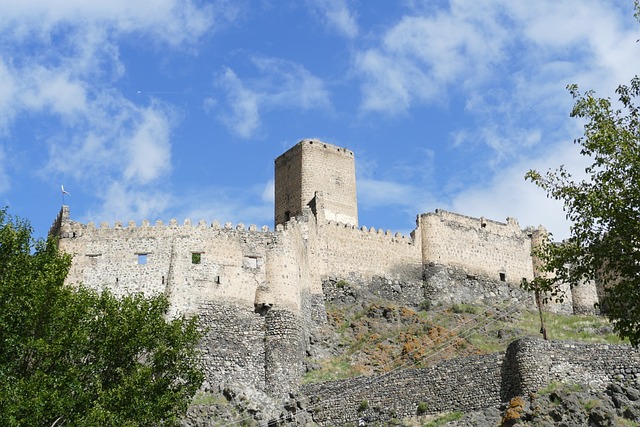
358,399 -> 369,412
416,401 -> 428,415
336,280 -> 350,288
450,303 -> 479,314
418,299 -> 432,312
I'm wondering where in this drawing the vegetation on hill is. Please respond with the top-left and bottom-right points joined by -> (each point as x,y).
0,209 -> 204,427
304,297 -> 625,384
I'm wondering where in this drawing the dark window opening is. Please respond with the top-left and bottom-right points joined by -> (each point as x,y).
499,272 -> 506,282
481,223 -> 487,228
284,211 -> 291,221
192,253 -> 202,264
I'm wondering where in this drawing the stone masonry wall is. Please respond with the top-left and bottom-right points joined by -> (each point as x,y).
58,217 -> 276,317
302,353 -> 505,426
301,338 -> 640,426
275,139 -> 358,227
423,263 -> 536,309
420,210 -> 534,285
316,220 -> 422,283
198,302 -> 267,391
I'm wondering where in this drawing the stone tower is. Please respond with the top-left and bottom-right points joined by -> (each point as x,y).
274,139 -> 358,227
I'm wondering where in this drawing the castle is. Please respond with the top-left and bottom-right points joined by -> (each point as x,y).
49,139 -> 606,402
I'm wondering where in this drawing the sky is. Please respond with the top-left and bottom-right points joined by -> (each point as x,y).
1,0 -> 639,241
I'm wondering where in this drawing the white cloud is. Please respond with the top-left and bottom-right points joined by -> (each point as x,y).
216,57 -> 331,138
124,107 -> 172,184
358,179 -> 416,209
217,68 -> 262,138
0,0 -> 215,47
0,147 -> 11,194
356,4 -> 510,114
307,0 -> 359,39
354,0 -> 640,142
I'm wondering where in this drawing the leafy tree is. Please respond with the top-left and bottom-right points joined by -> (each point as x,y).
524,76 -> 640,346
0,209 -> 204,426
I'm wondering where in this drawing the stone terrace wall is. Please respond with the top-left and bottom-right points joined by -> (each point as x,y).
316,221 -> 422,283
420,210 -> 534,285
301,353 -> 505,426
505,338 -> 640,397
301,338 -> 640,426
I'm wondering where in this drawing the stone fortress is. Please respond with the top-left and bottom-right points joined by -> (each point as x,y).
49,140 -> 637,425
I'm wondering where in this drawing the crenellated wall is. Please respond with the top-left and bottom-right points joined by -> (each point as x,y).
316,220 -> 422,283
420,210 -> 535,285
58,215 -> 277,316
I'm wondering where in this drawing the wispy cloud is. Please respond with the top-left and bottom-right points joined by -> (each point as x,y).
0,0 -> 215,46
307,0 -> 359,39
214,57 -> 331,138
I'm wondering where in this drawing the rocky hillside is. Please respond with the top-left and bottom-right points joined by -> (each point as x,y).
182,276 -> 638,427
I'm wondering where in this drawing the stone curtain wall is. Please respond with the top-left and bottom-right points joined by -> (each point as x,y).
198,302 -> 267,391
58,218 -> 277,316
420,210 -> 534,285
317,221 -> 422,283
302,338 -> 640,426
56,211 -> 319,395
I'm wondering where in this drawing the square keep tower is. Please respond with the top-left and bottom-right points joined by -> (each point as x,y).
275,139 -> 358,227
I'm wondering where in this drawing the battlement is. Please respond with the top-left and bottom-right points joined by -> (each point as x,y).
54,216 -> 275,241
325,220 -> 416,245
420,209 -> 526,238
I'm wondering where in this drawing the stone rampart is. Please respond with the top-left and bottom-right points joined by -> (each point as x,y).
301,338 -> 640,426
58,218 -> 277,316
420,210 -> 534,285
317,220 -> 422,283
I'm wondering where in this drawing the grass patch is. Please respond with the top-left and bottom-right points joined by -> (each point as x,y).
421,411 -> 464,426
191,391 -> 228,406
450,303 -> 480,315
302,357 -> 358,383
614,417 -> 640,426
520,311 -> 626,344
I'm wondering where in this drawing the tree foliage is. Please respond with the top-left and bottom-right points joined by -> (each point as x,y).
0,209 -> 204,426
524,76 -> 640,346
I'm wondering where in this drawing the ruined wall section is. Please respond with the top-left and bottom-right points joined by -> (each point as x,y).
420,210 -> 534,285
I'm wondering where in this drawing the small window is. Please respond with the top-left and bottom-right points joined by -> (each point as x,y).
499,272 -> 506,282
137,254 -> 148,265
243,256 -> 261,269
284,211 -> 291,222
192,253 -> 202,264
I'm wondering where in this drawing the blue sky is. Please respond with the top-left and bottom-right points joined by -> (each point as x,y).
1,0 -> 639,240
